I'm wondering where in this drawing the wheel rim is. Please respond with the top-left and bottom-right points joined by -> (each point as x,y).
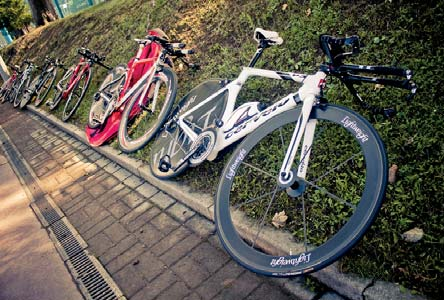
216,106 -> 387,276
120,74 -> 171,150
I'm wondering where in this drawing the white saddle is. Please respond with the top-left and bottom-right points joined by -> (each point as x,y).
254,28 -> 283,45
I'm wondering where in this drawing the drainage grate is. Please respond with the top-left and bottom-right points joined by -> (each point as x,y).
48,218 -> 87,261
33,197 -> 63,225
68,252 -> 123,300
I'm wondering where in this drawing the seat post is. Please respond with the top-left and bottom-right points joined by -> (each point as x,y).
248,46 -> 265,68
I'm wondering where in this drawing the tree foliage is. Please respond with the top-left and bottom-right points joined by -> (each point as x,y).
0,0 -> 32,33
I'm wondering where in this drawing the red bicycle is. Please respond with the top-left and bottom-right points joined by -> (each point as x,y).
0,65 -> 19,103
86,28 -> 194,150
47,47 -> 110,121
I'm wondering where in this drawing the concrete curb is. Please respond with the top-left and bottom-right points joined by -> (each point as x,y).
26,104 -> 427,300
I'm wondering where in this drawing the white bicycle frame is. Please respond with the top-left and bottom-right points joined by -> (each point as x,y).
175,67 -> 327,184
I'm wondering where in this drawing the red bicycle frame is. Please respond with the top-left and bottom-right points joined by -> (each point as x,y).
60,57 -> 91,100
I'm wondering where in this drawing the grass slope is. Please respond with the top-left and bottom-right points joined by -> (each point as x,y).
2,0 -> 443,298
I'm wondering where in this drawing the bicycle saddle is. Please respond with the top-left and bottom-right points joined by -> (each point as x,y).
254,28 -> 283,45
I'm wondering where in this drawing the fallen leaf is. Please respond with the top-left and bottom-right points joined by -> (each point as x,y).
272,210 -> 288,228
374,84 -> 385,90
401,227 -> 424,243
282,4 -> 288,11
388,164 -> 398,184
306,8 -> 311,17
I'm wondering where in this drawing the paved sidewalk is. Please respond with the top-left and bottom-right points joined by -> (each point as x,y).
0,104 -> 301,299
0,152 -> 83,300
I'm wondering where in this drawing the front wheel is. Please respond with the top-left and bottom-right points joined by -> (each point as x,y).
35,70 -> 57,107
118,67 -> 177,153
13,75 -> 31,108
215,104 -> 387,277
62,69 -> 91,122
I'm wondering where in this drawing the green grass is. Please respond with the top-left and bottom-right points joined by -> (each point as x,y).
2,0 -> 443,298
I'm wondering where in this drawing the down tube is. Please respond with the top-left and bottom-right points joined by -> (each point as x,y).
214,93 -> 299,155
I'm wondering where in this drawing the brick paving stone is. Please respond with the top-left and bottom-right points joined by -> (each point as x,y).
97,184 -> 129,207
123,175 -> 144,189
88,151 -> 102,162
114,264 -> 147,297
87,232 -> 114,257
150,192 -> 175,209
106,242 -> 146,274
151,226 -> 191,256
121,192 -> 145,208
34,164 -> 49,176
166,202 -> 196,223
101,175 -> 120,190
135,222 -> 164,248
63,183 -> 85,198
189,241 -> 230,273
84,162 -> 98,174
104,161 -> 121,174
151,213 -> 180,235
83,215 -> 116,240
183,292 -> 202,300
160,234 -> 202,267
215,271 -> 262,300
185,215 -> 216,238
135,182 -> 158,199
124,206 -> 161,233
100,235 -> 138,265
246,282 -> 292,300
104,222 -> 129,243
132,269 -> 178,300
95,157 -> 111,168
87,182 -> 107,199
120,201 -> 152,224
69,210 -> 91,228
113,168 -> 132,181
78,207 -> 111,234
132,250 -> 166,282
60,191 -> 90,211
108,200 -> 131,219
156,281 -> 191,300
172,255 -> 211,288
195,261 -> 245,299
82,148 -> 95,157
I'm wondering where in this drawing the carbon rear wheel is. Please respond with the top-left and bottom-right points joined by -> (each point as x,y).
215,104 -> 387,277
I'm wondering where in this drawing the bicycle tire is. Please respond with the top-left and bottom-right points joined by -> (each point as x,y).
14,74 -> 31,108
35,69 -> 57,107
88,64 -> 126,129
20,76 -> 39,109
62,68 -> 92,122
48,67 -> 73,111
215,104 -> 387,277
118,66 -> 177,153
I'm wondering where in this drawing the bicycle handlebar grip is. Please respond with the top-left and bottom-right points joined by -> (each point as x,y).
171,43 -> 186,49
178,49 -> 195,55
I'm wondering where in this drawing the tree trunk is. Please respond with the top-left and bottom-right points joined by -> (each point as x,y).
28,0 -> 58,26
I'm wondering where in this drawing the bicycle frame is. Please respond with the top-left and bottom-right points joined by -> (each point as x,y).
172,66 -> 326,184
58,58 -> 91,99
98,41 -> 162,112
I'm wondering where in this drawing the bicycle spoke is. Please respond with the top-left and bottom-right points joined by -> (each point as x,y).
303,179 -> 356,209
240,161 -> 276,179
313,151 -> 361,184
251,184 -> 279,248
234,187 -> 285,209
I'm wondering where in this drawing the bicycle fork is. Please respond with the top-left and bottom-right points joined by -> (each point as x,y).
278,72 -> 326,187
